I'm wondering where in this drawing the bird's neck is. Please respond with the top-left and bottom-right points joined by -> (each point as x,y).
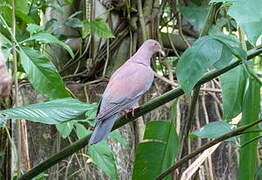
131,47 -> 153,66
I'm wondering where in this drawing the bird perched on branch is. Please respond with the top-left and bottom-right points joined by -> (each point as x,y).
88,39 -> 165,145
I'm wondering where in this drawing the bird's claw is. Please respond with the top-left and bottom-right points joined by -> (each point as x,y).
124,106 -> 139,118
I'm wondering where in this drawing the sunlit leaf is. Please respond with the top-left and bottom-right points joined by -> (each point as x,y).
24,32 -> 74,58
19,47 -> 70,99
191,121 -> 234,140
0,98 -> 93,124
228,0 -> 262,44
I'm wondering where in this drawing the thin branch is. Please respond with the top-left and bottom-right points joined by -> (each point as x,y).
18,46 -> 262,180
138,0 -> 147,41
178,86 -> 200,159
156,118 -> 262,179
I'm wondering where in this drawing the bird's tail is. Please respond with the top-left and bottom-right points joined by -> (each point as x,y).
88,114 -> 118,145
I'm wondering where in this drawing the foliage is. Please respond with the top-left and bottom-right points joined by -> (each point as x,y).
239,79 -> 260,180
191,121 -> 234,140
132,121 -> 179,180
0,0 -> 262,179
88,141 -> 118,180
0,98 -> 95,125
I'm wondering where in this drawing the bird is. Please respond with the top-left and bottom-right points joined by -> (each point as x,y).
88,39 -> 165,145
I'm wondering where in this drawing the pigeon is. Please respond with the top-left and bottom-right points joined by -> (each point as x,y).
88,39 -> 165,145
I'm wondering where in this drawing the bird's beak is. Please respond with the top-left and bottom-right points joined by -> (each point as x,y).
159,49 -> 165,56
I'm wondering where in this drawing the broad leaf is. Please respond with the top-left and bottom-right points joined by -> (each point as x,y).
82,18 -> 115,38
228,0 -> 262,44
132,121 -> 179,180
19,47 -> 70,99
191,121 -> 234,140
176,34 -> 245,93
180,5 -> 208,31
74,123 -> 92,139
24,32 -> 74,58
220,65 -> 246,119
88,141 -> 118,180
56,121 -> 75,138
239,78 -> 260,180
0,98 -> 93,124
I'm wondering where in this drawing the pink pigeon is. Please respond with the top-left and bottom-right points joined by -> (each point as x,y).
88,39 -> 165,145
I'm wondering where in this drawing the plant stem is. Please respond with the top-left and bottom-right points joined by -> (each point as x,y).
138,0 -> 147,41
18,45 -> 262,180
156,118 -> 262,179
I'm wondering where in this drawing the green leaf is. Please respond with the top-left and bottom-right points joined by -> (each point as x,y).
31,173 -> 49,180
27,24 -> 45,35
19,47 -> 70,99
74,123 -> 92,139
220,65 -> 246,119
239,78 -> 260,180
0,98 -> 92,124
82,18 -> 115,38
180,5 -> 208,31
209,0 -> 238,3
16,0 -> 29,13
0,152 -> 4,157
176,34 -> 246,93
109,130 -> 127,146
56,121 -> 75,138
255,163 -> 262,180
191,121 -> 234,140
65,17 -> 83,28
88,141 -> 118,180
132,121 -> 179,180
228,0 -> 262,44
16,10 -> 35,24
24,32 -> 74,58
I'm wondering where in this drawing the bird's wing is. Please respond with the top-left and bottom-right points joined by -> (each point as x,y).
97,62 -> 154,121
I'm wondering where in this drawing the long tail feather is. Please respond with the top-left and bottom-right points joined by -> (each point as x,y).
88,114 -> 118,145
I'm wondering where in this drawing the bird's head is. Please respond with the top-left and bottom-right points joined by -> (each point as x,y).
144,39 -> 165,56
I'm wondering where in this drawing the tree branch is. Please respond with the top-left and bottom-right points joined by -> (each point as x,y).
18,45 -> 262,180
156,118 -> 262,179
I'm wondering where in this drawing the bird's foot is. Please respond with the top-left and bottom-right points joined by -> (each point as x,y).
124,106 -> 139,118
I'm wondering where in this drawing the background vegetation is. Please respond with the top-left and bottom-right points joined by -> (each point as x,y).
0,0 -> 261,179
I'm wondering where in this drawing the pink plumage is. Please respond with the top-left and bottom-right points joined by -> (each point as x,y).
89,39 -> 164,145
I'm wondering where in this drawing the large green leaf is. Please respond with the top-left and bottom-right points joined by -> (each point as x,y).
19,47 -> 70,99
191,121 -> 234,140
220,65 -> 246,119
239,78 -> 260,180
176,35 -> 239,93
0,98 -> 93,124
180,5 -> 208,31
132,120 -> 179,180
227,0 -> 262,44
88,141 -> 118,180
24,31 -> 74,58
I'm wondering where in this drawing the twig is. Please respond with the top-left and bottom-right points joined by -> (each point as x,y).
156,118 -> 262,179
138,0 -> 147,41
